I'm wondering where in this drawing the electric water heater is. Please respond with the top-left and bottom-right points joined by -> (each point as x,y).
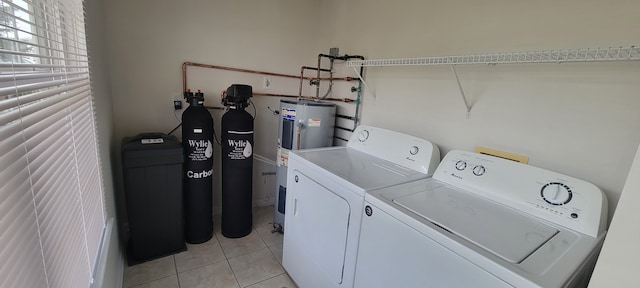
273,99 -> 336,232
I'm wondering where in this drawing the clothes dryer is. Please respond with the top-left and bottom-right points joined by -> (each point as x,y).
282,125 -> 440,288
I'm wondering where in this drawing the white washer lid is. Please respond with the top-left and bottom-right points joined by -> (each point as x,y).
393,185 -> 558,263
294,147 -> 427,191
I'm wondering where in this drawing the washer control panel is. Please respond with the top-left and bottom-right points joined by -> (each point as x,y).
433,150 -> 607,237
347,125 -> 441,176
541,182 -> 572,205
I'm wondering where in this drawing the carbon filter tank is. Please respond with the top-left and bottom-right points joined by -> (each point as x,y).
221,84 -> 254,238
182,90 -> 214,244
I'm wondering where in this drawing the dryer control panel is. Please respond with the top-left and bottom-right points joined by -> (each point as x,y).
433,150 -> 608,237
347,125 -> 441,176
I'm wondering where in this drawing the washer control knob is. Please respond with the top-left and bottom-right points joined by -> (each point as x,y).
410,146 -> 419,155
472,165 -> 486,176
455,160 -> 467,170
358,129 -> 370,142
541,182 -> 572,206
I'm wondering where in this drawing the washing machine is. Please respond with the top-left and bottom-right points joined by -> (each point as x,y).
282,125 -> 440,288
355,150 -> 608,288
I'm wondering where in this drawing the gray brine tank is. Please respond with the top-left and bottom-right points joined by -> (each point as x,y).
273,99 -> 336,232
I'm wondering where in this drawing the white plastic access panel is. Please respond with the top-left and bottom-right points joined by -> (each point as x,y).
283,170 -> 351,287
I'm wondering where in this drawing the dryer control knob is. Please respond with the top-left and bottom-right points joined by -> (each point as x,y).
410,146 -> 419,155
541,182 -> 572,205
472,165 -> 486,176
358,129 -> 370,142
455,160 -> 467,171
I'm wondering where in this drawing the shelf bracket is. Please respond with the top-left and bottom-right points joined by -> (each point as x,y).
450,64 -> 471,117
351,66 -> 375,98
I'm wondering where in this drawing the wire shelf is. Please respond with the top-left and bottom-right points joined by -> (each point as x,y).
346,46 -> 640,67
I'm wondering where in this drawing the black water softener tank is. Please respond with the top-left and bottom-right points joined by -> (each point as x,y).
221,84 -> 254,238
182,90 -> 214,243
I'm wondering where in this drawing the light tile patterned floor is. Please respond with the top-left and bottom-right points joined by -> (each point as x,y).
123,205 -> 296,288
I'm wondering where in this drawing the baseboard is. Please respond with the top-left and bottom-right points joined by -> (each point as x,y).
92,217 -> 124,288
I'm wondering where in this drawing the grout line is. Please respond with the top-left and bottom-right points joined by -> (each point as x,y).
243,272 -> 287,288
129,207 -> 280,288
226,258 -> 242,288
125,256 -> 179,287
267,245 -> 283,265
177,258 -> 228,275
173,255 -> 181,288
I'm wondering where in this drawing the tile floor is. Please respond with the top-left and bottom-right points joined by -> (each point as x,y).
123,205 -> 296,288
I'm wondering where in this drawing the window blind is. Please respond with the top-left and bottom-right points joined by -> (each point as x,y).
0,0 -> 106,287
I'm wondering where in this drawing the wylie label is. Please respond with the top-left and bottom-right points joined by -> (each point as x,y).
228,140 -> 247,148
188,140 -> 209,148
227,140 -> 252,160
187,139 -> 213,161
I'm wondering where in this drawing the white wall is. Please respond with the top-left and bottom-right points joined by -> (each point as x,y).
321,0 -> 640,222
104,0 -> 327,215
86,0 -> 123,286
589,145 -> 640,287
104,0 -> 640,225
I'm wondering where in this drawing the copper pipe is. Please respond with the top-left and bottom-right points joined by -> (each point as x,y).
299,66 -> 348,97
299,66 -> 306,97
182,62 -> 301,92
254,92 -> 299,98
316,55 -> 323,98
324,77 -> 353,81
302,65 -> 331,72
253,91 -> 354,103
182,61 -> 353,93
